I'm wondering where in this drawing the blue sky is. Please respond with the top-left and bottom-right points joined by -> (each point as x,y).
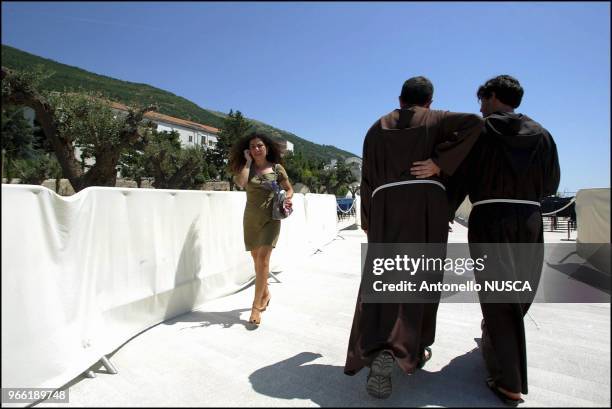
2,1 -> 609,193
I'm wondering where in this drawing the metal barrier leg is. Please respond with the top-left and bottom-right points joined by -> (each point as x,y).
84,370 -> 96,378
100,355 -> 118,374
268,272 -> 281,283
527,312 -> 540,329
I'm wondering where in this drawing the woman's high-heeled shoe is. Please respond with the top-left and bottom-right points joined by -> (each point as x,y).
249,294 -> 271,325
249,304 -> 264,325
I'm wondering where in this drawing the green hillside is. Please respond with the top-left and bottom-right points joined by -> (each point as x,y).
1,44 -> 357,162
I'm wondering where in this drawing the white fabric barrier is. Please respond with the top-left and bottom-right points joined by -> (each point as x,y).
576,188 -> 610,273
304,193 -> 338,251
269,193 -> 308,271
1,184 -> 336,393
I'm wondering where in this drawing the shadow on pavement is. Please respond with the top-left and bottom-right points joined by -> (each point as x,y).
545,261 -> 611,295
164,308 -> 254,330
249,339 -> 509,407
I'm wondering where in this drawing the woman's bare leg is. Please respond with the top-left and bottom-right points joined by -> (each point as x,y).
249,246 -> 272,324
256,246 -> 273,304
250,248 -> 260,299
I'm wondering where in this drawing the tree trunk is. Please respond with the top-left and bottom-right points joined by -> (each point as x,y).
2,67 -> 157,193
151,155 -> 168,189
1,70 -> 84,189
80,150 -> 120,188
166,159 -> 197,189
5,157 -> 12,184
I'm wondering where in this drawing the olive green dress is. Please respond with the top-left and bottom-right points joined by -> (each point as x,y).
243,163 -> 289,251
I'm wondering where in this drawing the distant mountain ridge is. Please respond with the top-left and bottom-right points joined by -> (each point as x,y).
1,44 -> 356,162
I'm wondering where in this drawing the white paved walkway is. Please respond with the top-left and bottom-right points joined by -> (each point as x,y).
36,223 -> 609,407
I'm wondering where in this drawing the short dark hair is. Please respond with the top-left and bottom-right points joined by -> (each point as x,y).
400,76 -> 434,106
477,75 -> 524,108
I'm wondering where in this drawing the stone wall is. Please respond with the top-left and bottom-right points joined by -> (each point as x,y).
201,181 -> 230,191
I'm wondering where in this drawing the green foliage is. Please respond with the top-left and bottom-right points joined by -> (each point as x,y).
2,106 -> 35,157
218,110 -> 252,150
118,147 -> 148,187
1,64 -> 52,100
282,151 -> 358,194
2,44 -> 356,164
46,91 -> 124,162
248,119 -> 353,163
120,129 -> 211,189
210,110 -> 251,187
2,45 -> 363,192
1,105 -> 63,184
336,185 -> 349,197
31,117 -> 53,153
283,151 -> 325,193
319,160 -> 358,195
332,160 -> 355,195
12,153 -> 59,185
179,146 -> 211,188
1,106 -> 36,181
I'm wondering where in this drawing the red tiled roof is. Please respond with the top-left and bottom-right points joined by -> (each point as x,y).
110,101 -> 219,134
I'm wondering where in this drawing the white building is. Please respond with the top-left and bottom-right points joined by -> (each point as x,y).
110,102 -> 219,150
344,156 -> 362,168
285,140 -> 294,153
278,139 -> 294,155
344,157 -> 362,183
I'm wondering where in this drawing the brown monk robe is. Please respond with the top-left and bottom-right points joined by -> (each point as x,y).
344,106 -> 482,376
448,111 -> 560,396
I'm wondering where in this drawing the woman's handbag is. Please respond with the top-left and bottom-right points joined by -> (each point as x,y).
272,187 -> 292,220
264,164 -> 293,220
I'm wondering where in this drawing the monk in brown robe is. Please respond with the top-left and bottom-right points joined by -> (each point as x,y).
447,75 -> 560,406
344,76 -> 483,399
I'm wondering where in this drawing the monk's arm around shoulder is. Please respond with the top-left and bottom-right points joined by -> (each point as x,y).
432,112 -> 483,177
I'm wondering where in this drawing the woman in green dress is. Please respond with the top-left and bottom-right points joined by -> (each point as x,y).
230,133 -> 294,326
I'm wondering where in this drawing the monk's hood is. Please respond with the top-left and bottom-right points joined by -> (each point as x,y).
485,112 -> 545,149
484,111 -> 548,173
380,108 -> 420,130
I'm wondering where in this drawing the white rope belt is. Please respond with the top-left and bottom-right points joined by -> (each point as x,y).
371,180 -> 446,198
472,199 -> 541,207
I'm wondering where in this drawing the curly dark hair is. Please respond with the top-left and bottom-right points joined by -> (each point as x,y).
229,132 -> 284,175
477,75 -> 524,108
400,76 -> 434,106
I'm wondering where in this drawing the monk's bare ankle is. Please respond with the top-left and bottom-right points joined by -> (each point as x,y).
498,386 -> 521,400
